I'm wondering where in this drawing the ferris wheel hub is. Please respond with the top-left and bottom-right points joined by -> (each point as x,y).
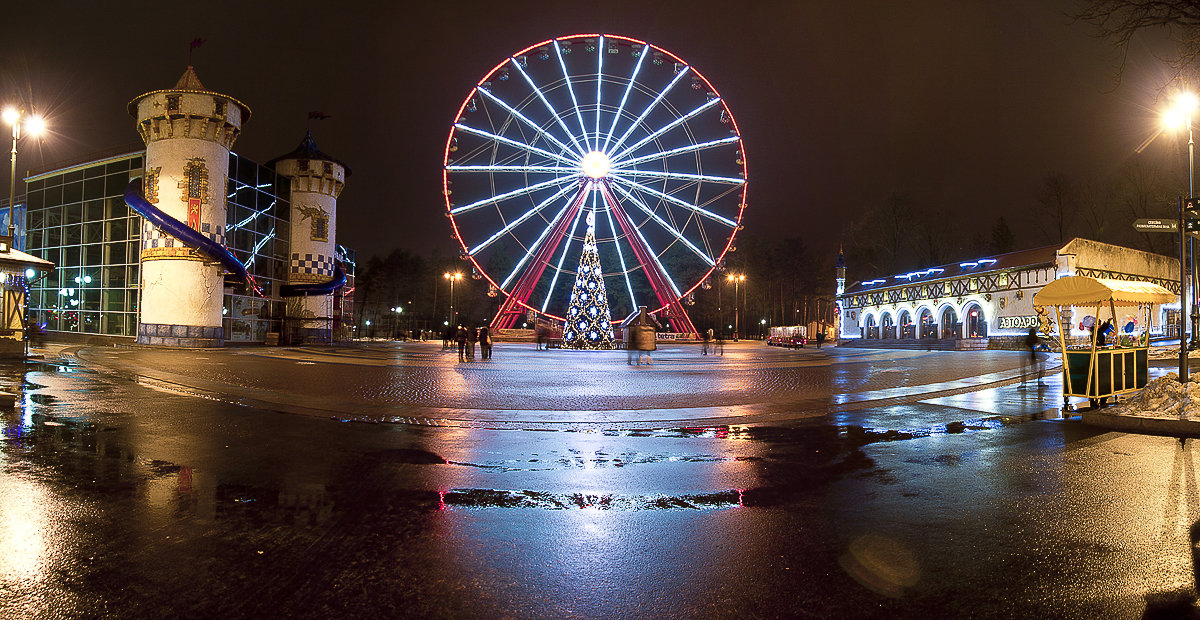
580,151 -> 610,179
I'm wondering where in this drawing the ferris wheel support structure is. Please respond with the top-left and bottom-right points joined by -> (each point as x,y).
598,183 -> 697,334
492,183 -> 590,329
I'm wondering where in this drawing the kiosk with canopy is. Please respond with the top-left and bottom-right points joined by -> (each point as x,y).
1033,276 -> 1175,412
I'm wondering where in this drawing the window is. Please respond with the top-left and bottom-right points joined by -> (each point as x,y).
166,95 -> 181,113
213,98 -> 227,117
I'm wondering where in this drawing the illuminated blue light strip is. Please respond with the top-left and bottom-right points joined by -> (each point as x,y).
603,198 -> 637,307
611,176 -> 737,227
469,183 -> 578,255
610,169 -> 745,185
614,136 -> 741,168
554,40 -> 593,153
509,58 -> 588,156
612,183 -> 715,266
610,97 -> 722,163
451,176 -> 572,215
500,190 -> 580,289
476,88 -> 578,158
542,192 -> 589,312
628,210 -> 683,298
447,164 -> 577,174
606,66 -> 690,158
602,44 -> 648,154
453,123 -> 577,167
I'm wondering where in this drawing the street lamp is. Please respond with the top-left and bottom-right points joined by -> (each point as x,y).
727,273 -> 745,340
3,106 -> 46,239
1166,90 -> 1200,354
443,271 -> 462,328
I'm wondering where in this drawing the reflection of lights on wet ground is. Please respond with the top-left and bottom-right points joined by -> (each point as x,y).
0,478 -> 49,581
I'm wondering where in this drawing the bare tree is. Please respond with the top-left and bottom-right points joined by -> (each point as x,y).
1035,173 -> 1078,245
1076,0 -> 1200,79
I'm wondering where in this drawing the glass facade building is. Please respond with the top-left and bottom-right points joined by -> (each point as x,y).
21,150 -> 352,342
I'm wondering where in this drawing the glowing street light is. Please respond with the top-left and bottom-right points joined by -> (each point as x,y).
727,273 -> 745,339
1165,90 -> 1200,350
444,271 -> 463,328
3,106 -> 46,239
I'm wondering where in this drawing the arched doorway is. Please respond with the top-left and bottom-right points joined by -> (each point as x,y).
898,310 -> 914,339
940,306 -> 959,339
881,312 -> 895,339
864,314 -> 878,339
919,308 -> 935,339
964,303 -> 987,338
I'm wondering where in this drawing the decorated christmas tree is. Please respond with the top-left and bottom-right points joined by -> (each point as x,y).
562,212 -> 615,349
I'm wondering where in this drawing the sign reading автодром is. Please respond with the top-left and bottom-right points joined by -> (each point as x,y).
998,315 -> 1039,330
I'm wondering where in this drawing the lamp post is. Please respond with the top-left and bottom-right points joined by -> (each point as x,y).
1166,90 -> 1200,355
3,106 -> 45,239
727,273 -> 745,340
443,271 -> 462,328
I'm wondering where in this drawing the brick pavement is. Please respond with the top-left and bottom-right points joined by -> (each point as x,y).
58,341 -> 1047,427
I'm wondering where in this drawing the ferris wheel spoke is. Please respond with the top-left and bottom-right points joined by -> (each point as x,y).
602,45 -> 649,154
447,164 -> 577,174
451,176 -> 576,216
609,97 -> 722,163
602,187 -> 684,299
611,183 -> 716,266
508,58 -> 589,156
611,135 -> 741,168
540,201 -> 589,312
468,183 -> 579,255
610,176 -> 738,227
611,169 -> 746,185
553,40 -> 593,152
602,203 -> 638,308
500,185 -> 588,289
453,123 -> 578,167
476,87 -> 579,158
606,66 -> 690,159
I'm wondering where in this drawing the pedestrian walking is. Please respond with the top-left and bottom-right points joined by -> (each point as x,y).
702,328 -> 711,355
467,326 -> 478,359
456,325 -> 468,362
633,322 -> 656,365
536,324 -> 547,350
1021,327 -> 1045,389
817,330 -> 826,349
443,326 -> 453,350
480,326 -> 492,359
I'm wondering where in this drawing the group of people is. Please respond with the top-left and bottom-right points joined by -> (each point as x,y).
447,325 -> 493,362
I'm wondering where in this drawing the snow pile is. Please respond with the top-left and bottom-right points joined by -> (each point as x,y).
1111,373 -> 1200,419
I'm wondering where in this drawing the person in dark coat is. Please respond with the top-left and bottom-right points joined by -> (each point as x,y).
480,326 -> 492,359
456,325 -> 468,362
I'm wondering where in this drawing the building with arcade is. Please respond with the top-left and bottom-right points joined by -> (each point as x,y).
20,66 -> 354,345
837,238 -> 1179,347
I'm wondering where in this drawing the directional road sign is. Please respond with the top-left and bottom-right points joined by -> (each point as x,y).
1134,218 -> 1179,232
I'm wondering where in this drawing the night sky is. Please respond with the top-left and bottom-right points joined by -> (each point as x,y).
0,0 -> 1180,268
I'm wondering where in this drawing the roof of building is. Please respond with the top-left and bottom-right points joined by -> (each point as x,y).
842,244 -> 1061,296
1,246 -> 55,270
126,66 -> 252,121
266,131 -> 352,176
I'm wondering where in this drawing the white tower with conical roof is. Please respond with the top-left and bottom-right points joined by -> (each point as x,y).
128,66 -> 250,346
270,132 -> 348,344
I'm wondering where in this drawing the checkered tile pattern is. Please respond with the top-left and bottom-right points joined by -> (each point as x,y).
291,252 -> 333,275
143,221 -> 225,249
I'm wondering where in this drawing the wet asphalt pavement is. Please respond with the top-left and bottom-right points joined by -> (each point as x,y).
3,342 -> 1200,618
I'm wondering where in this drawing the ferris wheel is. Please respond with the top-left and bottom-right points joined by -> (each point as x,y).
443,34 -> 747,333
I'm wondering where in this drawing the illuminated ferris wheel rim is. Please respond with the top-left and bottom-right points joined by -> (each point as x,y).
443,33 -> 748,322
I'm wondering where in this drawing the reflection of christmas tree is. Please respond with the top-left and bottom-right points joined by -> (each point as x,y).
563,212 -> 615,350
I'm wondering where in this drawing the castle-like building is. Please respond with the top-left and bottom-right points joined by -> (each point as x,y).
21,66 -> 353,345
